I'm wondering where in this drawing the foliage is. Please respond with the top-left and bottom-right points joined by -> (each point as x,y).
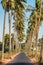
36,0 -> 41,9
4,33 -> 15,52
38,38 -> 42,46
16,21 -> 25,41
1,0 -> 15,11
21,43 -> 25,49
12,0 -> 26,42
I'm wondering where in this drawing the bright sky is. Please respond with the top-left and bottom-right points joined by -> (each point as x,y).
0,0 -> 43,41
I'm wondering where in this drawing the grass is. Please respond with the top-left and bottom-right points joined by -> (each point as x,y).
4,52 -> 9,59
0,50 -> 17,60
26,50 -> 43,63
26,51 -> 35,58
21,49 -> 26,52
0,51 -> 9,59
26,50 -> 40,58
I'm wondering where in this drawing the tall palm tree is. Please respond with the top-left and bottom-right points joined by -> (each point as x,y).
12,0 -> 26,52
6,0 -> 16,57
8,1 -> 12,56
2,10 -> 6,60
1,0 -> 7,60
1,0 -> 15,59
35,0 -> 42,57
25,21 -> 34,52
13,14 -> 25,52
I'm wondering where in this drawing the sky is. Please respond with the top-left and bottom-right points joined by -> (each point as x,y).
0,0 -> 43,41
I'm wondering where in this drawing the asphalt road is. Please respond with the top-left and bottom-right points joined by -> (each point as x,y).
5,52 -> 35,65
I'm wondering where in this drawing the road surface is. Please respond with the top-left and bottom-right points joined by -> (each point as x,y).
5,52 -> 35,65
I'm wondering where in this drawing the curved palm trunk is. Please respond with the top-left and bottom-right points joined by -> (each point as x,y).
8,9 -> 12,56
2,10 -> 6,60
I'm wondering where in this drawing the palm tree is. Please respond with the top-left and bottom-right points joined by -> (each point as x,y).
1,0 -> 15,59
12,0 -> 26,52
25,22 -> 33,52
1,0 -> 6,60
8,2 -> 12,56
16,20 -> 25,41
2,10 -> 6,60
16,21 -> 25,51
34,0 -> 42,57
27,0 -> 42,57
13,14 -> 25,52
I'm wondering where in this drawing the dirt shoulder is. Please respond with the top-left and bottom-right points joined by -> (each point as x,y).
1,52 -> 20,64
25,52 -> 38,63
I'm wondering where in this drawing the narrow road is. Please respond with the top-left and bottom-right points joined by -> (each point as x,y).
6,52 -> 34,65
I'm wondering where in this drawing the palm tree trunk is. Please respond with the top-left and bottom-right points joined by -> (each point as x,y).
2,10 -> 6,60
14,23 -> 19,52
35,0 -> 42,57
35,12 -> 38,57
12,41 -> 15,53
40,36 -> 43,62
35,27 -> 38,54
30,31 -> 33,51
25,31 -> 32,52
39,1 -> 43,62
25,34 -> 30,52
14,13 -> 19,52
8,9 -> 12,56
